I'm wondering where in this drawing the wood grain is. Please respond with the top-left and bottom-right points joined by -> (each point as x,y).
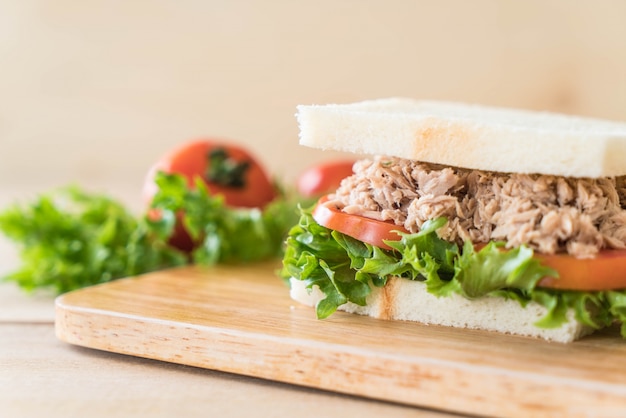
55,262 -> 626,418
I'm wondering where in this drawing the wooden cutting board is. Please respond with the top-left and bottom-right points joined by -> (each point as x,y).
55,261 -> 626,418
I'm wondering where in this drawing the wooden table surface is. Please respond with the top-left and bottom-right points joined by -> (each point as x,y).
0,184 -> 457,418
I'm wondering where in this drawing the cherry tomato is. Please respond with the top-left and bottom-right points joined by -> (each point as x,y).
297,160 -> 356,197
312,196 -> 407,250
144,139 -> 277,209
312,196 -> 626,291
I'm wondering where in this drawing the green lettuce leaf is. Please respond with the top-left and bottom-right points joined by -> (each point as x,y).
0,186 -> 187,294
605,291 -> 626,337
454,241 -> 555,298
1,172 -> 300,294
281,206 -> 621,333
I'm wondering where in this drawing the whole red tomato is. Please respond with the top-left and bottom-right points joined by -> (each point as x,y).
144,139 -> 277,208
296,160 -> 356,197
144,139 -> 277,251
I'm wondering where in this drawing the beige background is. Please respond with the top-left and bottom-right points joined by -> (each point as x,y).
1,0 -> 625,198
1,4 -> 625,415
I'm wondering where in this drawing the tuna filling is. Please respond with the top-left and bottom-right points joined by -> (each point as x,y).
327,156 -> 626,258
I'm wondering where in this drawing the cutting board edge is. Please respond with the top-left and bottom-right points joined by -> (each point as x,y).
54,291 -> 626,418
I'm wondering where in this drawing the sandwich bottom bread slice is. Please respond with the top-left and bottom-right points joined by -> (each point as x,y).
281,98 -> 626,343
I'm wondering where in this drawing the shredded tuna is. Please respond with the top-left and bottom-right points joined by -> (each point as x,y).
328,156 -> 626,258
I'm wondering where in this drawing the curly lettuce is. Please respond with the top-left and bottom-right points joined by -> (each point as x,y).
281,206 -> 626,336
0,172 -> 300,294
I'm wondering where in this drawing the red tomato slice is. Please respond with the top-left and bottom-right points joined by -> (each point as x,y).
312,197 -> 407,250
312,196 -> 626,291
297,160 -> 356,197
537,250 -> 626,291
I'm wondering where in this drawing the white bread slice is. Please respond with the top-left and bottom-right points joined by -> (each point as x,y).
297,98 -> 626,178
289,277 -> 594,343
